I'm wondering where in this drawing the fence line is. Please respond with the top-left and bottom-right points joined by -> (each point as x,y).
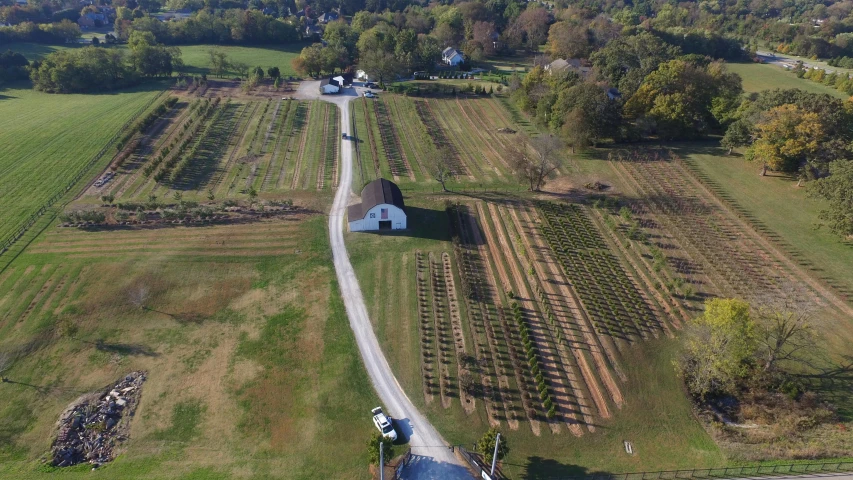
0,89 -> 167,258
545,460 -> 853,480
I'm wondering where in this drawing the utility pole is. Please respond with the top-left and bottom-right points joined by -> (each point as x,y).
380,441 -> 384,480
490,432 -> 500,477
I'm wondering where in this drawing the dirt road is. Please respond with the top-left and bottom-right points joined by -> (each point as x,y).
317,81 -> 470,479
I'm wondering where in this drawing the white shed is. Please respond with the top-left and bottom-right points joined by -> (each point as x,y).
319,78 -> 339,94
348,178 -> 407,232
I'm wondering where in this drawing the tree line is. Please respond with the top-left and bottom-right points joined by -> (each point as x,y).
29,31 -> 181,93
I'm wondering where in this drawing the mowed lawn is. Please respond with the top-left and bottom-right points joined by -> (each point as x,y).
727,62 -> 848,98
179,44 -> 306,78
678,143 -> 853,306
0,84 -> 163,243
0,215 -> 377,479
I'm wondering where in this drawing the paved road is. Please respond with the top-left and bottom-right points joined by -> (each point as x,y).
318,83 -> 471,479
756,50 -> 844,74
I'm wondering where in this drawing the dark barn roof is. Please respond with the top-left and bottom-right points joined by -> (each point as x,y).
347,178 -> 404,220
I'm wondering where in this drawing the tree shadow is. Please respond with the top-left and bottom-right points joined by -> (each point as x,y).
795,354 -> 853,420
522,455 -> 604,480
93,340 -> 158,357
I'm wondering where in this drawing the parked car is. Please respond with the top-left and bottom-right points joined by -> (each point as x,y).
365,82 -> 377,88
364,92 -> 376,98
371,407 -> 397,441
342,132 -> 347,139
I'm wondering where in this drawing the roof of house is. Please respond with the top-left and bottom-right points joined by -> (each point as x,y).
348,178 -> 404,220
442,47 -> 462,58
320,78 -> 334,87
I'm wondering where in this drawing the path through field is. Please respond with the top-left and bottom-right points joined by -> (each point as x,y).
317,83 -> 470,479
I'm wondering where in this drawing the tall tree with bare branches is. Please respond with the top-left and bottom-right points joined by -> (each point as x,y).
508,135 -> 564,191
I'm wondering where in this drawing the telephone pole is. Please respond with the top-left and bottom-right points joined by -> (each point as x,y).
380,441 -> 385,480
490,432 -> 501,477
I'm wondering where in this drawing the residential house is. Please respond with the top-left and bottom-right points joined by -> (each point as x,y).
317,11 -> 339,24
442,47 -> 464,66
305,24 -> 323,37
77,12 -> 106,28
545,58 -> 591,78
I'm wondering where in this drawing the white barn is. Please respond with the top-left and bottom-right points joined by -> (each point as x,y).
348,178 -> 407,232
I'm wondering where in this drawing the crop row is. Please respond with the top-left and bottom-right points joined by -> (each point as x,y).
115,96 -> 179,152
372,98 -> 410,178
413,100 -> 467,176
415,251 -> 442,403
168,99 -> 230,184
319,106 -> 339,189
140,98 -> 215,180
537,201 -> 657,340
448,203 -> 534,428
613,153 -> 791,301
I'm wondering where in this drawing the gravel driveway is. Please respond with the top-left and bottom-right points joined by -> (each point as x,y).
319,83 -> 472,479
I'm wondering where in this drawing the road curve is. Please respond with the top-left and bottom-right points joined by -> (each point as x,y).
324,91 -> 469,478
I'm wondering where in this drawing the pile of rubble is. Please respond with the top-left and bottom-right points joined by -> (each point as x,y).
51,371 -> 146,467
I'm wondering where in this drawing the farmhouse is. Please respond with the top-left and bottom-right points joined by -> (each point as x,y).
319,78 -> 340,94
348,178 -> 406,232
546,58 -> 591,78
442,47 -> 464,66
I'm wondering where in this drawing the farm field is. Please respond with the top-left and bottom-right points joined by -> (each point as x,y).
349,141 -> 853,473
0,84 -> 165,249
347,196 -> 724,476
675,144 -> 853,315
726,63 -> 848,98
84,96 -> 338,205
350,93 -> 535,192
0,213 -> 377,479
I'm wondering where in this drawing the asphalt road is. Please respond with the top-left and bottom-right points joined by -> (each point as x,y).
321,84 -> 471,479
755,50 -> 842,74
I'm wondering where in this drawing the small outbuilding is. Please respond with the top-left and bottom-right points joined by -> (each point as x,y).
348,178 -> 406,232
319,78 -> 340,94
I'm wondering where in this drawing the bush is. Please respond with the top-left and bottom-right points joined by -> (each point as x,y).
366,433 -> 394,465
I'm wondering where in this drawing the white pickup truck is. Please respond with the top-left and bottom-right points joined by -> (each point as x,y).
371,407 -> 397,441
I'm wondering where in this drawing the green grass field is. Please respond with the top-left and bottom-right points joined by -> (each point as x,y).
0,83 -> 164,245
727,63 -> 848,98
1,43 -> 304,78
178,44 -> 305,78
0,214 -> 377,479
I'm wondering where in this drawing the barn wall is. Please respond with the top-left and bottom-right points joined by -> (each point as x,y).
349,204 -> 406,231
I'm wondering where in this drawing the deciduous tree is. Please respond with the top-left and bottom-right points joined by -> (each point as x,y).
677,298 -> 757,399
476,428 -> 508,465
809,159 -> 853,237
509,135 -> 564,191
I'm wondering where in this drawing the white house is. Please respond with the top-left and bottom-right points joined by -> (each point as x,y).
348,178 -> 407,232
319,78 -> 340,94
356,70 -> 369,82
442,47 -> 464,66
